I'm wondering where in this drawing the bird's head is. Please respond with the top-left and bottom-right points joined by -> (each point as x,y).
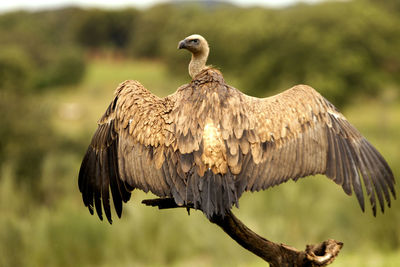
178,34 -> 209,56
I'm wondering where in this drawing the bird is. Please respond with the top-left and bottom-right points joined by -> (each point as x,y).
79,34 -> 396,224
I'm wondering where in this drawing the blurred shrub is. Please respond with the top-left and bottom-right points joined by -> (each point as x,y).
0,92 -> 54,201
0,46 -> 33,93
0,47 -> 34,166
34,46 -> 86,89
127,4 -> 183,58
370,0 -> 400,13
74,9 -> 138,51
0,11 -> 86,200
0,10 -> 87,91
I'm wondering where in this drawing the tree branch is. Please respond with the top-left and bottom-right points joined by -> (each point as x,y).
142,198 -> 343,267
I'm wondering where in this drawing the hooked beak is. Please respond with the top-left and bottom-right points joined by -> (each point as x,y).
178,40 -> 186,49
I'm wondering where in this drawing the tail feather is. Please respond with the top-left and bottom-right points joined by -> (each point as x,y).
185,169 -> 239,218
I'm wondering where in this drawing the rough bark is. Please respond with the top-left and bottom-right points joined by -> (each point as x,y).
142,198 -> 343,267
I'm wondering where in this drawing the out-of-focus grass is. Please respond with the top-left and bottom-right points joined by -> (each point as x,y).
1,59 -> 399,267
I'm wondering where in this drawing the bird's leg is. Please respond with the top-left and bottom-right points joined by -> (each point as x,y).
186,206 -> 191,215
141,198 -> 193,209
142,197 -> 343,267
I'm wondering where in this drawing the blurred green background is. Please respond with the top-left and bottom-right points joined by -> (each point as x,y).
0,0 -> 399,266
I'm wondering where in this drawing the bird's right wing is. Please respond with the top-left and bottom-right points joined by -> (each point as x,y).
78,80 -> 188,223
235,85 -> 396,215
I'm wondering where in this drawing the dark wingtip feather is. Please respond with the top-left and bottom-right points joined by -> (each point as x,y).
78,122 -> 133,223
360,203 -> 365,212
94,196 -> 103,221
326,115 -> 396,216
102,149 -> 112,224
346,146 -> 365,212
79,148 -> 97,216
364,140 -> 396,204
108,144 -> 123,219
94,155 -> 104,221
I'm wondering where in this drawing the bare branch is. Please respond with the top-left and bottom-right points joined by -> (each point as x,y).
142,198 -> 343,266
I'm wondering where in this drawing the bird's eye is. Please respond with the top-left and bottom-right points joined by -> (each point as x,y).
192,39 -> 199,44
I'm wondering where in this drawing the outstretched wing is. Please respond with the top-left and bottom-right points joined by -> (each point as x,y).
78,80 -> 182,223
235,84 -> 396,215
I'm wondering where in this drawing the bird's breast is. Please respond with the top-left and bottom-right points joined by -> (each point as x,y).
201,118 -> 228,174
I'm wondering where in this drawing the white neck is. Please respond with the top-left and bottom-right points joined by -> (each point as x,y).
189,48 -> 209,79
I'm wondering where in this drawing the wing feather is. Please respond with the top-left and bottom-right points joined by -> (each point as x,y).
108,138 -> 124,218
79,80 -> 185,223
238,84 -> 395,214
94,156 -> 103,220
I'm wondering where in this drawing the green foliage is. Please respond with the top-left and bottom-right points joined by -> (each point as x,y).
0,46 -> 33,93
368,0 -> 400,13
0,10 -> 86,199
0,10 -> 86,91
33,46 -> 86,89
0,90 -> 54,198
75,9 -> 138,50
128,4 -> 178,58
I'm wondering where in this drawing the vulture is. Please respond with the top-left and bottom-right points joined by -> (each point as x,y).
79,34 -> 396,224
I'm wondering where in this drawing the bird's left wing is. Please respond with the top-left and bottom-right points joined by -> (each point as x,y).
234,85 -> 395,215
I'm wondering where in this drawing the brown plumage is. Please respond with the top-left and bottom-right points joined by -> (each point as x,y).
79,34 -> 396,223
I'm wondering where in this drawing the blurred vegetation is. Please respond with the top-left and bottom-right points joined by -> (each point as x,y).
0,0 -> 399,266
